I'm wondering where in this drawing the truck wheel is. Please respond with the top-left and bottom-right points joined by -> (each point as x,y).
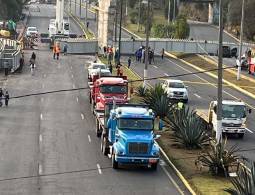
112,153 -> 118,169
96,120 -> 101,138
151,163 -> 158,171
238,133 -> 244,139
101,134 -> 109,155
89,94 -> 92,104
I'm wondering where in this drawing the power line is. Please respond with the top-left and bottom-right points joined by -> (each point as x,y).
8,66 -> 236,100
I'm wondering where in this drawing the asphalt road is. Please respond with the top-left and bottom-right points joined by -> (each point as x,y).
123,55 -> 255,163
0,3 -> 191,195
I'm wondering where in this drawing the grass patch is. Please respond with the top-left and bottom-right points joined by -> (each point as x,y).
177,54 -> 255,95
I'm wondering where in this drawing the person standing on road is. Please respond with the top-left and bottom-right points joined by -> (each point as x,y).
53,44 -> 57,59
128,56 -> 131,68
4,91 -> 9,107
56,45 -> 60,60
0,88 -> 3,107
63,43 -> 68,56
161,48 -> 165,60
109,62 -> 113,74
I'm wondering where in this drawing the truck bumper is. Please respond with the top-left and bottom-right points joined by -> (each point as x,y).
115,155 -> 159,165
223,128 -> 246,134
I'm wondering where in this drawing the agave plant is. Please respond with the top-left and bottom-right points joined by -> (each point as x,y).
141,84 -> 172,118
197,139 -> 240,176
134,85 -> 148,97
167,106 -> 209,149
225,162 -> 255,195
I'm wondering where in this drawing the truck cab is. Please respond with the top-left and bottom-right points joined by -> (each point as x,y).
103,104 -> 160,170
90,77 -> 128,111
208,100 -> 250,138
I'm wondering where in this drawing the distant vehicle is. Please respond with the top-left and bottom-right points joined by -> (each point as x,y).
217,46 -> 237,58
89,69 -> 111,82
208,100 -> 251,138
88,62 -> 108,79
63,20 -> 70,36
162,79 -> 189,103
26,26 -> 38,37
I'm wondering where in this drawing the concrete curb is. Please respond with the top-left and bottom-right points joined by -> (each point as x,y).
165,52 -> 255,102
68,12 -> 87,39
157,141 -> 197,195
120,26 -> 142,39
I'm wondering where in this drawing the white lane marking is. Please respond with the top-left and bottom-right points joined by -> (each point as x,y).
246,128 -> 254,134
81,113 -> 84,120
73,84 -> 75,89
97,164 -> 102,174
41,97 -> 44,102
164,73 -> 169,76
153,65 -> 158,69
40,113 -> 43,120
194,93 -> 202,99
42,84 -> 45,89
161,164 -> 185,195
39,164 -> 42,175
39,134 -> 42,142
88,134 -> 91,143
71,74 -> 74,78
76,97 -> 79,102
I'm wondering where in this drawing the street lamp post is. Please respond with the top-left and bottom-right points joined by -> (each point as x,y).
216,0 -> 223,144
118,0 -> 124,65
143,0 -> 150,87
237,0 -> 245,81
137,0 -> 141,32
168,0 -> 171,24
85,0 -> 88,29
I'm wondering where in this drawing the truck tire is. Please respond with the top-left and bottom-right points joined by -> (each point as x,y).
151,163 -> 158,171
96,119 -> 101,137
112,153 -> 118,169
101,134 -> 109,155
89,93 -> 92,104
238,133 -> 244,139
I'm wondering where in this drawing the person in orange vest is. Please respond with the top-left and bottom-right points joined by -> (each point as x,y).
56,44 -> 61,60
53,44 -> 57,59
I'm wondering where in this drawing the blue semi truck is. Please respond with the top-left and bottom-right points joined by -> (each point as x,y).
95,103 -> 162,170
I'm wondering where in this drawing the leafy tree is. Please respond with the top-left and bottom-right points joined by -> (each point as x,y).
174,15 -> 190,39
0,0 -> 27,21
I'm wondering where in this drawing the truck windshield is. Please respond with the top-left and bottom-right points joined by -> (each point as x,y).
118,119 -> 153,130
222,104 -> 246,119
100,85 -> 127,94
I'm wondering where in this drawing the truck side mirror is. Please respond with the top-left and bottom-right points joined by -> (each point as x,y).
159,119 -> 164,130
249,109 -> 252,114
154,134 -> 161,140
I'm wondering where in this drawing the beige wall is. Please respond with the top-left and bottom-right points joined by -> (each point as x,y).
98,0 -> 116,48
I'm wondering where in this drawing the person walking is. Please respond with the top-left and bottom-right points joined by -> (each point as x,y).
56,44 -> 60,60
63,43 -> 68,55
109,62 -> 113,74
53,44 -> 57,59
4,91 -> 9,107
0,88 -> 3,107
128,56 -> 131,68
161,48 -> 165,60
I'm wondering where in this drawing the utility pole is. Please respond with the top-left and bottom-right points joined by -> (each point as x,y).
137,0 -> 141,32
118,0 -> 123,65
143,0 -> 150,87
125,0 -> 128,16
85,0 -> 88,29
216,0 -> 223,144
168,0 -> 171,24
79,0 -> 81,18
114,10 -> 118,45
75,0 -> 77,16
237,0 -> 245,81
173,0 -> 176,21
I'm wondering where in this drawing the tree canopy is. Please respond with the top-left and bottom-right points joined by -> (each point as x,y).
0,0 -> 25,21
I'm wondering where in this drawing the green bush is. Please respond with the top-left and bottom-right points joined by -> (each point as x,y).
135,85 -> 148,97
174,15 -> 190,39
152,23 -> 175,38
141,84 -> 172,118
225,162 -> 255,195
167,106 -> 209,149
197,139 -> 240,176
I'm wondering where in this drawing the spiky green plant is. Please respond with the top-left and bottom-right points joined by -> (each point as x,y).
167,106 -> 209,149
134,85 -> 148,97
225,162 -> 255,195
197,139 -> 240,176
141,84 -> 172,118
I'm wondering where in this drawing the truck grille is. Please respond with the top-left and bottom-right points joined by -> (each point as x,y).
128,143 -> 148,154
222,123 -> 242,127
173,91 -> 184,95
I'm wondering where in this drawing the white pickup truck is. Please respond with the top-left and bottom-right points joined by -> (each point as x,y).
208,100 -> 251,138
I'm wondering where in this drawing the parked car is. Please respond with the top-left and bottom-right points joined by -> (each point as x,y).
162,79 -> 189,103
26,26 -> 38,37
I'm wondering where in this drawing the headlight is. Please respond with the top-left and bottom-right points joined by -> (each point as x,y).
152,151 -> 159,156
117,150 -> 125,155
